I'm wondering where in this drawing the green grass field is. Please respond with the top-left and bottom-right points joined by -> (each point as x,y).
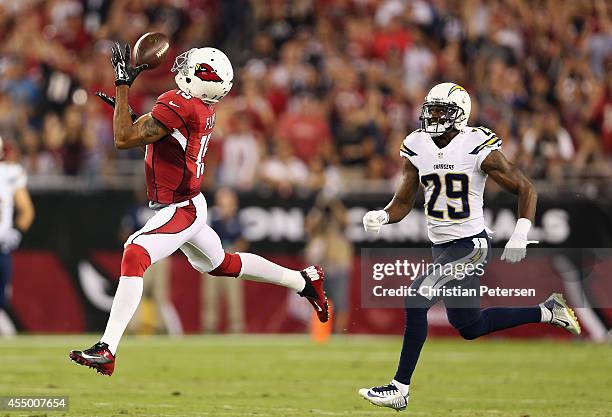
1,335 -> 611,417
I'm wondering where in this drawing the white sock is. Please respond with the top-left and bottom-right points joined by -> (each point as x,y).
238,253 -> 305,292
540,304 -> 552,323
391,379 -> 409,396
101,276 -> 143,354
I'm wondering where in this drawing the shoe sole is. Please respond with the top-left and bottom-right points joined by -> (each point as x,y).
552,293 -> 581,335
68,352 -> 113,376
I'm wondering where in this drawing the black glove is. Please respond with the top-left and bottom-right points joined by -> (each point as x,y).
95,91 -> 138,122
111,42 -> 148,87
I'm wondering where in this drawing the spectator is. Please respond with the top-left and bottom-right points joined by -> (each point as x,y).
403,28 -> 435,98
20,128 -> 60,176
217,112 -> 261,190
61,105 -> 88,175
372,14 -> 411,60
305,195 -> 353,333
520,111 -> 575,184
260,141 -> 309,196
276,94 -> 331,163
202,187 -> 247,334
306,156 -> 342,197
590,60 -> 612,156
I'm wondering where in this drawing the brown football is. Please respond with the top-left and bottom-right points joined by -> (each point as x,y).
133,32 -> 170,69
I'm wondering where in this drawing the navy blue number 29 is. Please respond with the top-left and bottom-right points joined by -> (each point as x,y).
421,173 -> 470,220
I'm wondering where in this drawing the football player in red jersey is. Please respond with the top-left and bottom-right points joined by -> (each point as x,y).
69,43 -> 328,376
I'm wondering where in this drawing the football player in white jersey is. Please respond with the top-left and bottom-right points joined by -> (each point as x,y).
0,137 -> 34,336
358,83 -> 581,411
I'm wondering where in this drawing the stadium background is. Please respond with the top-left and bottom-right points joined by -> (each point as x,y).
1,0 -> 612,339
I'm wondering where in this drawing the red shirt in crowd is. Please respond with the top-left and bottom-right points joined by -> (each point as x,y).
276,113 -> 331,162
592,89 -> 612,154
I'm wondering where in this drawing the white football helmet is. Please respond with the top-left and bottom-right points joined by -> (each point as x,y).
172,47 -> 233,104
420,82 -> 471,137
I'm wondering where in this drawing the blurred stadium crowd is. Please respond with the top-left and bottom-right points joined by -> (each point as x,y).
0,0 -> 611,194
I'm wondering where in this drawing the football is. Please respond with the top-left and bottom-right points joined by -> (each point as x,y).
133,32 -> 170,69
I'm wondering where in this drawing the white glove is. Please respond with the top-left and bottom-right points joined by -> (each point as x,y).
500,218 -> 538,263
363,210 -> 389,233
0,228 -> 22,253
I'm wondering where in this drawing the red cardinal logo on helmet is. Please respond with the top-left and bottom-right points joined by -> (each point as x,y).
194,63 -> 223,82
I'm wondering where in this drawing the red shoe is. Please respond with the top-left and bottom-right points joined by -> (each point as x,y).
69,342 -> 115,376
300,265 -> 329,323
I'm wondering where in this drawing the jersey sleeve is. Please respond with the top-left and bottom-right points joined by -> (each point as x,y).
13,165 -> 27,189
469,127 -> 503,169
399,131 -> 420,164
151,90 -> 190,131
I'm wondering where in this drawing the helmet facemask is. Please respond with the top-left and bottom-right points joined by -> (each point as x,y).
171,49 -> 194,76
419,101 -> 464,137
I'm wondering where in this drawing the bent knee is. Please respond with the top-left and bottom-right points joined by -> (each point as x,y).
209,253 -> 242,277
458,330 -> 478,340
457,323 -> 482,340
121,244 -> 152,277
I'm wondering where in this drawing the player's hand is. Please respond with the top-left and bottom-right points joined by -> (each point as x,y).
95,92 -> 138,122
363,210 -> 389,233
0,228 -> 22,253
111,42 -> 148,87
500,236 -> 538,263
500,218 -> 538,264
501,218 -> 537,263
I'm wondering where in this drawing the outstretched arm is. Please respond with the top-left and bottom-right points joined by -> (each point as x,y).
113,85 -> 169,149
363,158 -> 420,232
109,42 -> 167,150
481,150 -> 538,262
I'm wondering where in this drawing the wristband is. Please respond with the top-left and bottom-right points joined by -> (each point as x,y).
513,218 -> 531,238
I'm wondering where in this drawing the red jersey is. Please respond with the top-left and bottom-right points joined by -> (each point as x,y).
148,89 -> 216,204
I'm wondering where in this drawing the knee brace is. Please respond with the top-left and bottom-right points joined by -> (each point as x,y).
209,253 -> 242,277
121,244 -> 152,277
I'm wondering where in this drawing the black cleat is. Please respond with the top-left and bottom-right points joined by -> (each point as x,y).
69,342 -> 115,376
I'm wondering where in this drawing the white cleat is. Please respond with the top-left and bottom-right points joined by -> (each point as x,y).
540,293 -> 581,335
358,382 -> 409,411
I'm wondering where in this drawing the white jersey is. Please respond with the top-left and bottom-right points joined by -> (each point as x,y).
400,126 -> 501,244
0,162 -> 27,236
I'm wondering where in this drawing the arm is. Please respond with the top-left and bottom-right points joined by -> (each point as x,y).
13,187 -> 34,232
113,86 -> 169,150
0,186 -> 35,253
481,150 -> 537,220
109,42 -> 165,150
481,150 -> 538,262
363,158 -> 419,232
384,158 -> 420,223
